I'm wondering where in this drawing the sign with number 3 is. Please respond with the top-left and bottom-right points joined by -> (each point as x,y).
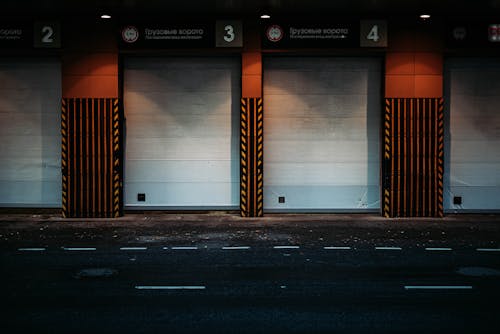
216,20 -> 243,47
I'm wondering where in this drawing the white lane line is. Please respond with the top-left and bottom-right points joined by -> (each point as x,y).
476,248 -> 500,252
135,286 -> 206,290
324,246 -> 352,250
425,247 -> 452,251
120,247 -> 147,251
405,285 -> 473,290
170,246 -> 198,250
273,246 -> 300,249
18,248 -> 46,251
63,247 -> 96,251
375,247 -> 402,251
222,246 -> 251,250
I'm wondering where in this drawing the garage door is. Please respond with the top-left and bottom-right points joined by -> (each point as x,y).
0,58 -> 61,207
264,57 -> 381,211
444,58 -> 500,211
124,57 -> 240,209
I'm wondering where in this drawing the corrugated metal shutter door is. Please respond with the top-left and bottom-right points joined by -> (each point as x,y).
0,58 -> 62,207
445,58 -> 500,211
263,57 -> 381,211
124,57 -> 240,209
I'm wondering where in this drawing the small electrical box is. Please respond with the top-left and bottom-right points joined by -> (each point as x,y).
138,193 -> 146,202
453,196 -> 462,205
278,196 -> 285,203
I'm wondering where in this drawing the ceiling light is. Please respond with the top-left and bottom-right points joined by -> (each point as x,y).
260,14 -> 271,19
101,14 -> 112,19
419,14 -> 431,20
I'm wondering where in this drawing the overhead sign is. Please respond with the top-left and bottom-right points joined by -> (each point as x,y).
215,20 -> 243,47
1,22 -> 61,49
120,21 -> 243,49
0,24 -> 31,48
33,22 -> 61,48
120,23 -> 213,48
489,24 -> 499,42
262,22 -> 358,48
447,22 -> 500,47
262,21 -> 387,49
360,20 -> 387,47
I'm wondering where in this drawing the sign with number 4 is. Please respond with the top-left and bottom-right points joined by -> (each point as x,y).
360,20 -> 387,47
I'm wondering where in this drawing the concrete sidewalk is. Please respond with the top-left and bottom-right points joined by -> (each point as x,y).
1,211 -> 499,250
0,210 -> 500,225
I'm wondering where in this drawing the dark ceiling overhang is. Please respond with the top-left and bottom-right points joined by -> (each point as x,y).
3,0 -> 500,18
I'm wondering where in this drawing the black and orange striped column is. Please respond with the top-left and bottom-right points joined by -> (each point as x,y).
240,22 -> 264,217
61,19 -> 121,218
61,98 -> 123,218
240,98 -> 264,217
383,98 -> 444,217
383,21 -> 444,217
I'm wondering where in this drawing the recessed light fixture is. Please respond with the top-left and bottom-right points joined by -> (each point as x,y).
101,14 -> 112,19
420,14 -> 431,20
260,14 -> 271,19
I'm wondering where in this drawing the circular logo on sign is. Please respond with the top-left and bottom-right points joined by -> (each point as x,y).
122,26 -> 139,43
266,25 -> 284,42
453,27 -> 467,41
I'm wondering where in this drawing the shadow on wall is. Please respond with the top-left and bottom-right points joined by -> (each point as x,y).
366,59 -> 382,210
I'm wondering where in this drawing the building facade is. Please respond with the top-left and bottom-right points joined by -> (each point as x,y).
1,2 -> 499,217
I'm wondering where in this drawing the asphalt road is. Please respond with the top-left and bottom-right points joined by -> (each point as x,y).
1,213 -> 500,333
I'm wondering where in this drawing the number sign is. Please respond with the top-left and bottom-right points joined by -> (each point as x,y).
216,20 -> 243,47
34,22 -> 61,48
360,20 -> 387,47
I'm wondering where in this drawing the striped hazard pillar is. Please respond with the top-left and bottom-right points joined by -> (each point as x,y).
112,100 -> 122,217
240,98 -> 264,217
61,98 -> 123,218
382,98 -> 444,217
241,33 -> 263,217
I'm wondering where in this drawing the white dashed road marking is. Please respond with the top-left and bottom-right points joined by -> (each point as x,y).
11,243 -> 500,253
375,247 -> 402,251
135,286 -> 206,290
273,246 -> 300,249
120,247 -> 147,251
404,285 -> 473,290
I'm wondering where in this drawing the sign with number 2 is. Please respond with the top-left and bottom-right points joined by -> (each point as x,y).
34,22 -> 61,48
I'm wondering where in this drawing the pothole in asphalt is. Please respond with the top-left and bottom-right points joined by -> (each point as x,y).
74,268 -> 118,279
456,267 -> 500,277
